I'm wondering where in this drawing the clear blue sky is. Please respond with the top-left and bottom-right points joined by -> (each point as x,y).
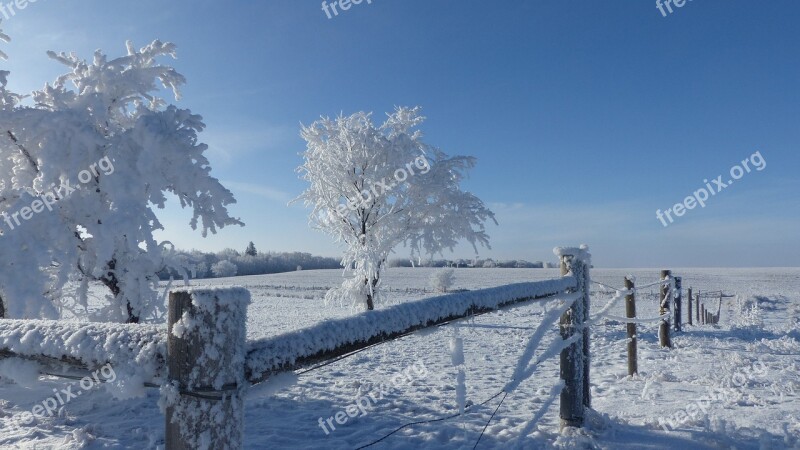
2,1 -> 798,267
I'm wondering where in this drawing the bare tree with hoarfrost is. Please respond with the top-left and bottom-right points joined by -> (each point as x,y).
295,107 -> 496,310
0,25 -> 242,322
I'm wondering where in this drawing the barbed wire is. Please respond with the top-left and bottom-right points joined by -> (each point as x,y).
355,389 -> 507,449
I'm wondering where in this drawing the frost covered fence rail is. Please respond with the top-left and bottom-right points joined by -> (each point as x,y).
0,319 -> 166,381
244,276 -> 578,384
243,246 -> 596,446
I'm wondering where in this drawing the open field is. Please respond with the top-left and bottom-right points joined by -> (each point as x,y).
1,267 -> 799,449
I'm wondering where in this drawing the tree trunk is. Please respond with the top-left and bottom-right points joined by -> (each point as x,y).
365,291 -> 375,311
364,276 -> 379,311
100,259 -> 140,323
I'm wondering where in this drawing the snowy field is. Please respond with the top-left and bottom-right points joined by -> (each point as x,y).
1,267 -> 799,449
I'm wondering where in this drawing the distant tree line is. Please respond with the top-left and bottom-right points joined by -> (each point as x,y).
387,258 -> 558,269
157,241 -> 557,280
157,242 -> 342,280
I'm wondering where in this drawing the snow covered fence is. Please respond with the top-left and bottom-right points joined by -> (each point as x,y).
0,286 -> 250,450
245,275 -> 577,384
0,319 -> 165,381
694,291 -> 732,325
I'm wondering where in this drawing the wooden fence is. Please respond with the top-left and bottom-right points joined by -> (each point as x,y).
0,252 -> 728,448
0,250 -> 586,448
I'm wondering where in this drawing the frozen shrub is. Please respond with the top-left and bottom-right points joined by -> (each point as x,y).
731,296 -> 764,331
430,269 -> 456,293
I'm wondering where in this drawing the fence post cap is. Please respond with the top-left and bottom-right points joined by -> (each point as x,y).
169,286 -> 251,309
553,246 -> 591,263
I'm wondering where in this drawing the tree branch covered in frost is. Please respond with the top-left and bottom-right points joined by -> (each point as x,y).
0,35 -> 242,322
295,107 -> 496,310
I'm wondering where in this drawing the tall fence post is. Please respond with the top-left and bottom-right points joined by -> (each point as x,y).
624,277 -> 638,376
696,294 -> 701,324
659,270 -> 672,348
687,287 -> 693,326
557,246 -> 590,429
673,277 -> 682,332
701,304 -> 705,324
166,287 -> 250,450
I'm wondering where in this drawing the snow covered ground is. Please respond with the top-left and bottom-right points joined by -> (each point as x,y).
1,267 -> 799,449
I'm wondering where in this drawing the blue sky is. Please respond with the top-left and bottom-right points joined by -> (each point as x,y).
1,0 -> 798,267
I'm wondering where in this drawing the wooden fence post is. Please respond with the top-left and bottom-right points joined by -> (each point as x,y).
674,277 -> 682,332
695,293 -> 700,323
579,255 -> 591,410
166,287 -> 250,450
557,247 -> 590,429
624,277 -> 638,376
700,304 -> 705,324
659,270 -> 672,348
687,288 -> 693,326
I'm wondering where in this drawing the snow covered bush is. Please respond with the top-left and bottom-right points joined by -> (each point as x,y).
430,269 -> 455,293
211,260 -> 238,278
0,25 -> 241,321
295,107 -> 496,310
731,296 -> 764,331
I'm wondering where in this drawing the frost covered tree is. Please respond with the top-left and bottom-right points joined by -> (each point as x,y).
295,107 -> 496,310
211,260 -> 238,278
0,25 -> 242,322
245,241 -> 257,257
